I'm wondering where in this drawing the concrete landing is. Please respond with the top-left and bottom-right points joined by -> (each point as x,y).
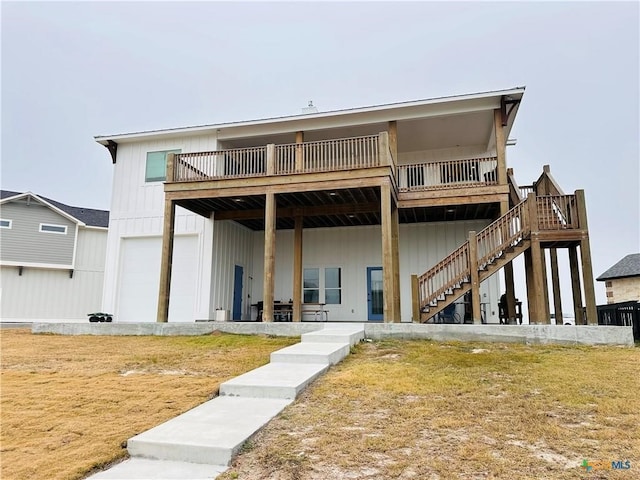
87,458 -> 227,479
127,396 -> 292,466
220,362 -> 328,399
301,325 -> 365,346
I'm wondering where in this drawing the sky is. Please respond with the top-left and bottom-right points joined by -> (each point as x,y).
2,1 -> 639,307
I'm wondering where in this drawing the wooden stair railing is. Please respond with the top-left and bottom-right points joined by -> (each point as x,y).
414,193 -> 580,322
415,198 -> 530,322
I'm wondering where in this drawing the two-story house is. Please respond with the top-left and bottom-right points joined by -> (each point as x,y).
95,87 -> 597,325
0,191 -> 109,322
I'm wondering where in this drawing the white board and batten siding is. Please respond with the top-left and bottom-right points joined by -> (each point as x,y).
102,134 -> 217,322
0,228 -> 107,321
248,220 -> 500,323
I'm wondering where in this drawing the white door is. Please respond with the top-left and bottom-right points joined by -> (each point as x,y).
117,236 -> 197,322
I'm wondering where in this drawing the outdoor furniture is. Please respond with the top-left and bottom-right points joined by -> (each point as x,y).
302,303 -> 328,321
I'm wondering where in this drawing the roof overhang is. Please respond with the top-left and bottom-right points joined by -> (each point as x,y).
95,87 -> 525,147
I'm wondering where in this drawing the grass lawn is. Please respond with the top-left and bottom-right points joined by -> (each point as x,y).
220,340 -> 640,480
0,329 -> 297,480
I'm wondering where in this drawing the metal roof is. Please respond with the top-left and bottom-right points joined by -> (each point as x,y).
597,254 -> 640,281
0,190 -> 109,228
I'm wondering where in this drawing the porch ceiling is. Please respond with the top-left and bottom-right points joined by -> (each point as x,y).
175,189 -> 499,231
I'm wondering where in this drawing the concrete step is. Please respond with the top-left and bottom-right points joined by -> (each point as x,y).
301,326 -> 364,346
219,362 -> 328,399
271,341 -> 350,365
127,396 -> 291,466
85,458 -> 227,479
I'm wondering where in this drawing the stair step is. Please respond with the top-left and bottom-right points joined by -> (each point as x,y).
301,326 -> 364,346
219,362 -> 328,400
271,342 -> 351,365
85,458 -> 227,480
127,396 -> 291,466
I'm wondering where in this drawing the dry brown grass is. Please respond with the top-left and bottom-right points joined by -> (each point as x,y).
0,329 -> 297,480
221,340 -> 640,480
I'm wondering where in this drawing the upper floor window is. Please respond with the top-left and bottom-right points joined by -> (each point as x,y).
40,223 -> 67,234
145,149 -> 181,182
605,281 -> 612,288
0,219 -> 11,229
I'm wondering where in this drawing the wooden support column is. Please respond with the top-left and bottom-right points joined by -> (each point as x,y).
576,190 -> 597,324
391,197 -> 401,322
540,248 -> 551,324
568,246 -> 585,325
550,248 -> 563,324
524,248 -> 536,323
411,274 -> 420,322
157,197 -> 176,323
527,193 -> 546,324
292,213 -> 303,322
295,131 -> 304,173
266,144 -> 276,176
262,190 -> 276,322
378,131 -> 390,167
388,121 -> 398,167
380,182 -> 397,322
468,231 -> 481,324
494,109 -> 507,186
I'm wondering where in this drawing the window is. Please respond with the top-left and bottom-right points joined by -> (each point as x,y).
40,223 -> 67,234
325,267 -> 342,304
303,268 -> 320,303
605,281 -> 612,288
0,219 -> 11,228
145,149 -> 181,182
303,267 -> 342,304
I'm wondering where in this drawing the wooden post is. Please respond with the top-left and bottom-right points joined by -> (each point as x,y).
576,190 -> 597,325
550,248 -> 563,324
295,131 -> 304,173
378,131 -> 390,167
527,193 -> 545,324
524,248 -> 536,323
568,246 -> 585,324
411,274 -> 420,322
500,198 -> 516,322
388,121 -> 398,168
266,144 -> 276,176
391,198 -> 401,322
540,248 -> 551,324
468,231 -> 481,324
262,191 -> 276,322
292,213 -> 303,322
157,197 -> 175,323
494,109 -> 507,186
380,182 -> 396,322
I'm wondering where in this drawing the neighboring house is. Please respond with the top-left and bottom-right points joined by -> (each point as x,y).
597,254 -> 640,304
0,191 -> 109,322
95,87 -> 596,324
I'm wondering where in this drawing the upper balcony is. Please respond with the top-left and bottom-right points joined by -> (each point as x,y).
166,133 -> 505,208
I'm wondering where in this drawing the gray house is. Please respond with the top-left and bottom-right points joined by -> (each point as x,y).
0,191 -> 109,322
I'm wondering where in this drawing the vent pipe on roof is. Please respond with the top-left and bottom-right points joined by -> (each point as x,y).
301,101 -> 318,115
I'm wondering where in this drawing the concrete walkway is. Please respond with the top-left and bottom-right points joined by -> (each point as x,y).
87,323 -> 364,480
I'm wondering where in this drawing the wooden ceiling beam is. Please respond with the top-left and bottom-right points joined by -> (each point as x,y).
214,201 -> 381,221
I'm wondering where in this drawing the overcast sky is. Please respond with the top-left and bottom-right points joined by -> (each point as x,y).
2,1 -> 638,306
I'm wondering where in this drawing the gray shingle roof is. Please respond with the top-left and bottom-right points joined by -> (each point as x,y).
597,254 -> 640,281
0,190 -> 109,228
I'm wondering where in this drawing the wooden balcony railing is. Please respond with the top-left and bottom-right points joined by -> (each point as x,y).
174,147 -> 267,181
397,157 -> 498,192
275,135 -> 380,174
536,195 -> 579,230
172,135 -> 384,182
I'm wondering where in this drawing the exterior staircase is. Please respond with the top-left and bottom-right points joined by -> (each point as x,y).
414,193 -> 580,323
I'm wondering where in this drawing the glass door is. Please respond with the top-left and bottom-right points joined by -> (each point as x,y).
367,267 -> 383,321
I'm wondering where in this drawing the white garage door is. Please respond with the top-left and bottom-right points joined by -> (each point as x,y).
117,236 -> 197,322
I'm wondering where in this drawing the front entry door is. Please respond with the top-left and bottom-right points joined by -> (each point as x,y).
367,267 -> 383,321
232,265 -> 243,321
